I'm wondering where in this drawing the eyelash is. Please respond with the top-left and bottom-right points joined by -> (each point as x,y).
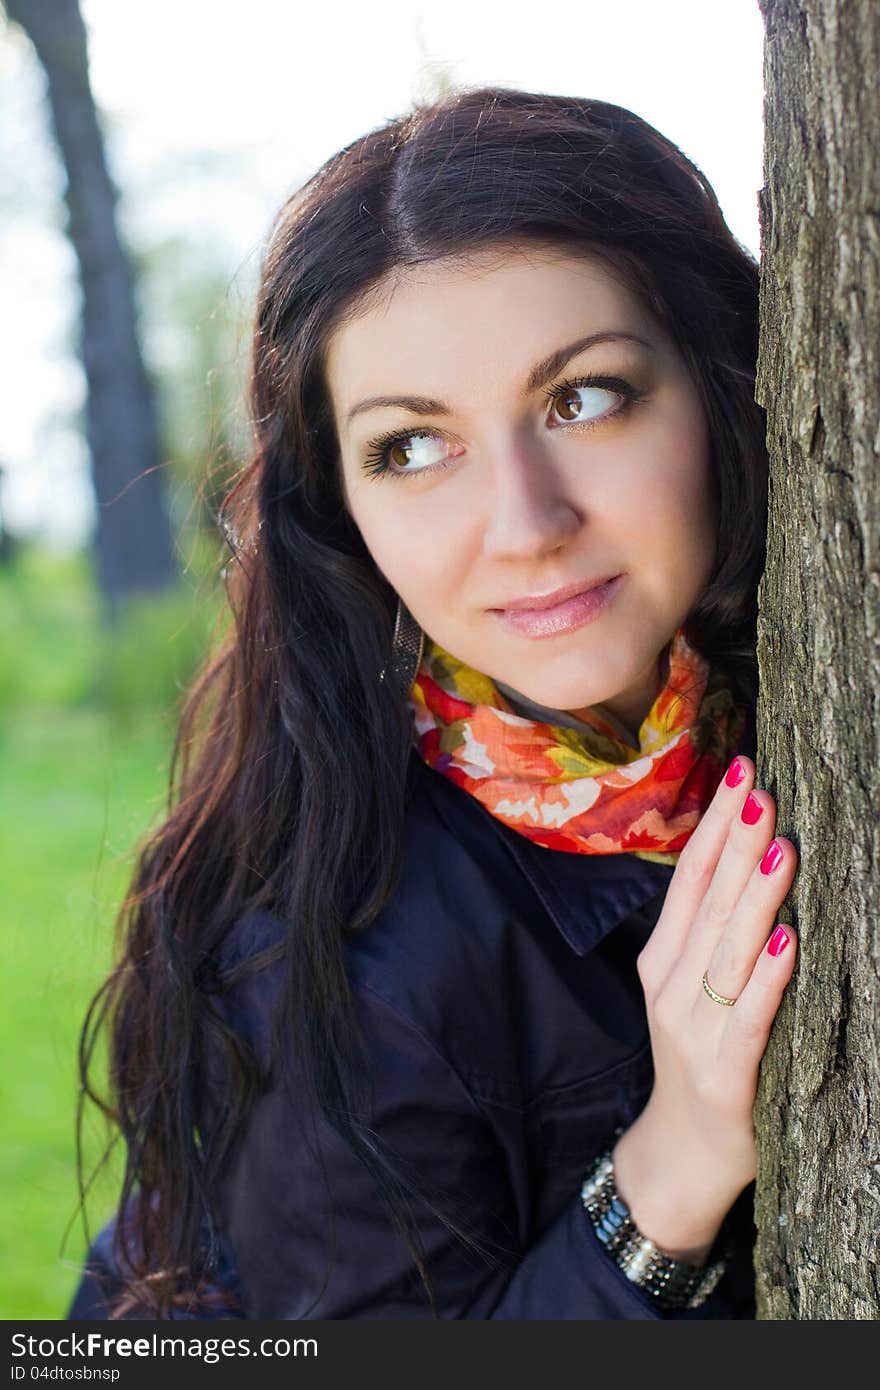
360,373 -> 643,482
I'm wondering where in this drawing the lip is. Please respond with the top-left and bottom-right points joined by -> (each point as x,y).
491,573 -> 623,612
490,573 -> 626,639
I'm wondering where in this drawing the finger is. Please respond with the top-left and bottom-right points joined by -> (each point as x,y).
717,923 -> 798,1074
697,832 -> 798,1006
641,754 -> 758,982
688,783 -> 778,954
670,781 -> 782,997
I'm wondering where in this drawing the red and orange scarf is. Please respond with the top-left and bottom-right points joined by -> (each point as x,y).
408,625 -> 749,865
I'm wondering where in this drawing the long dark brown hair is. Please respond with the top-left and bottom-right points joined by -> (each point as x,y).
74,83 -> 768,1318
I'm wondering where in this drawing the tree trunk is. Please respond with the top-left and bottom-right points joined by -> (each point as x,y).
754,0 -> 880,1319
6,0 -> 177,618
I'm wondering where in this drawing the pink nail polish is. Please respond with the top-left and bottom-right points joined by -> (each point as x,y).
760,839 -> 783,875
741,792 -> 763,825
767,925 -> 790,957
725,758 -> 745,787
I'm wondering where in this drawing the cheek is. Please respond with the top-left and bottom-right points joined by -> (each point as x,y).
601,407 -> 714,586
667,417 -> 714,540
346,486 -> 462,607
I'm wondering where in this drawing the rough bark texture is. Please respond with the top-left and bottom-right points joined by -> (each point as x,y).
754,0 -> 880,1319
6,0 -> 177,616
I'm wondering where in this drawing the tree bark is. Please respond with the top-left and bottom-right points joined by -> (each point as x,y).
754,0 -> 880,1319
6,0 -> 177,617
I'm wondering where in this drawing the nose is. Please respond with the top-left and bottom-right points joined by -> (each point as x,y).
481,442 -> 581,561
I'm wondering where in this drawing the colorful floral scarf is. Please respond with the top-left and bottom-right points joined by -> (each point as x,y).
408,625 -> 750,864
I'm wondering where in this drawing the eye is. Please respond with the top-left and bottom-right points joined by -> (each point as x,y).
361,428 -> 463,481
544,374 -> 638,427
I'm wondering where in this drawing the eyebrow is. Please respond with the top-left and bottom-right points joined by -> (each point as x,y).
344,330 -> 654,428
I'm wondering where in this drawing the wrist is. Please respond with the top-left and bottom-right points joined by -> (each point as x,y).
611,1103 -> 742,1264
580,1151 -> 730,1310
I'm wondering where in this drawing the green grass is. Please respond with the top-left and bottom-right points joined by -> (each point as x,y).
0,541 -> 226,1318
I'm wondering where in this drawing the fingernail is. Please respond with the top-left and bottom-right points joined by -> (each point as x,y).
725,757 -> 745,787
760,839 -> 784,875
767,925 -> 790,956
741,792 -> 764,825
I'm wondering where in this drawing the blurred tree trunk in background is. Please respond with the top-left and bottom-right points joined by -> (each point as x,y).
0,462 -> 19,565
754,0 -> 880,1318
6,0 -> 177,619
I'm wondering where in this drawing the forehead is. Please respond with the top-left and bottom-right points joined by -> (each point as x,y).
323,243 -> 651,402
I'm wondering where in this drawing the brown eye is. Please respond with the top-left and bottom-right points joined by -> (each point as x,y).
555,388 -> 583,422
551,384 -> 622,424
387,432 -> 453,471
387,440 -> 412,469
362,427 -> 463,481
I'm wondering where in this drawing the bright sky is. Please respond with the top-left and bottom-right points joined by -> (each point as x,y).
1,0 -> 765,547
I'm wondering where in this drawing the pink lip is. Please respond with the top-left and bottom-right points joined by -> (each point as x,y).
490,573 -> 626,638
494,573 -> 622,611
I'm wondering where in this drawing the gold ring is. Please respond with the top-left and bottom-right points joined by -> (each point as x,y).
702,971 -> 738,1007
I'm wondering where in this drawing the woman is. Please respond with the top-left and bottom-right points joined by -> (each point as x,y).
68,84 -> 798,1320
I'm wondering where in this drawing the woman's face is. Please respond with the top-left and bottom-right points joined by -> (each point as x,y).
324,242 -> 716,737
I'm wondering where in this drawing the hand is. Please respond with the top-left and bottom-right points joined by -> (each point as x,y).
612,755 -> 799,1263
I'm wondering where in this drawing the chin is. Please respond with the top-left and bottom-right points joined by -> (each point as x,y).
501,676 -> 613,714
506,655 -> 632,713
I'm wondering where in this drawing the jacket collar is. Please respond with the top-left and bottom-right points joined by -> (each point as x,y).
415,757 -> 674,957
491,818 -> 675,956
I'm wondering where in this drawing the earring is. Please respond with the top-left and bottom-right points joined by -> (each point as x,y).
379,595 -> 425,696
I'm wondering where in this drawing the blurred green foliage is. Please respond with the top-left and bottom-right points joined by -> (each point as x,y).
0,535 -> 227,721
0,539 -> 227,1317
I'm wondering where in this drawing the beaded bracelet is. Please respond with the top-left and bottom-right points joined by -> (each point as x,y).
580,1152 -> 729,1310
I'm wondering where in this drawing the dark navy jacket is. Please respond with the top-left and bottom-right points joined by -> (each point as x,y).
68,734 -> 757,1321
